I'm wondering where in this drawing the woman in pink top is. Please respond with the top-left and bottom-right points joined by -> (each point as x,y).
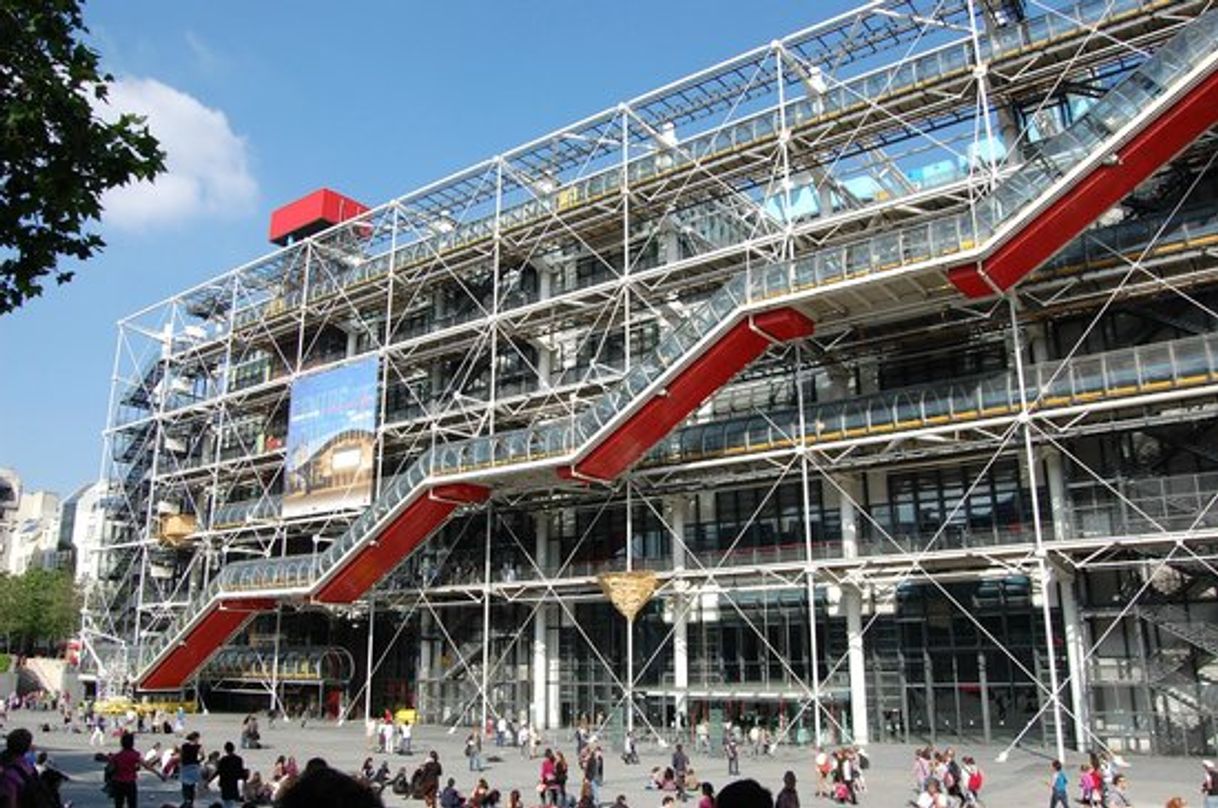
107,732 -> 166,808
540,749 -> 558,805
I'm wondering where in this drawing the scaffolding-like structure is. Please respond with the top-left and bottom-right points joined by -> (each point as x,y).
86,0 -> 1218,757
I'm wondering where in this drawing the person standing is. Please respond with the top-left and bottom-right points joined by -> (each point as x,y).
1049,760 -> 1069,808
836,750 -> 858,806
180,731 -> 203,808
108,731 -> 167,808
555,751 -> 570,807
622,731 -> 638,765
90,714 -> 107,747
775,771 -> 800,808
816,747 -> 833,798
420,751 -> 442,808
465,730 -> 483,772
1204,760 -> 1218,808
518,724 -> 530,759
540,750 -> 558,807
1107,774 -> 1132,808
213,741 -> 247,808
725,734 -> 739,776
583,744 -> 601,807
672,744 -> 690,800
401,720 -> 413,755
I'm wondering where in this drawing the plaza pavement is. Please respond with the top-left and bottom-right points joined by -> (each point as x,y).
2,711 -> 1206,807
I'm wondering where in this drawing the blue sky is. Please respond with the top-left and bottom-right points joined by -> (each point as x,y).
0,1 -> 847,496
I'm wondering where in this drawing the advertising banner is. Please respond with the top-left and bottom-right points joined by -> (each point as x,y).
283,358 -> 379,517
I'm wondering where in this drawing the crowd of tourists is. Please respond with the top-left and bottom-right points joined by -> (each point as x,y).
0,707 -> 1214,808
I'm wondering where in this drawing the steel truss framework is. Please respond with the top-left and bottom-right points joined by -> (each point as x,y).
86,0 -> 1218,757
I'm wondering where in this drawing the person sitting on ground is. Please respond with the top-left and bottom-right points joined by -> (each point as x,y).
506,789 -> 524,808
160,744 -> 180,778
200,750 -> 221,791
440,776 -> 464,808
361,757 -> 376,781
468,777 -> 497,807
142,741 -> 162,766
391,767 -> 413,796
717,779 -> 773,808
697,783 -> 714,808
270,771 -> 297,803
243,770 -> 271,804
276,764 -> 384,808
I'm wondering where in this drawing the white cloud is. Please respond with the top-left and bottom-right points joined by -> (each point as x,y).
96,77 -> 257,229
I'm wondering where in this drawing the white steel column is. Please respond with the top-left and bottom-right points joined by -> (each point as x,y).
364,597 -> 375,725
796,346 -> 823,745
1009,298 -> 1067,762
1056,570 -> 1090,751
546,614 -> 561,730
546,513 -> 562,730
1045,449 -> 1069,542
837,473 -> 869,745
670,496 -> 689,729
480,507 -> 493,731
418,612 -> 433,721
532,515 -> 549,731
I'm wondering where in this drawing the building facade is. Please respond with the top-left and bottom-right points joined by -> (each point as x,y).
0,469 -> 61,576
89,0 -> 1218,757
60,482 -> 109,581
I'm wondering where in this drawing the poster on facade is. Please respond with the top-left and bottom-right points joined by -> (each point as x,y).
282,357 -> 379,517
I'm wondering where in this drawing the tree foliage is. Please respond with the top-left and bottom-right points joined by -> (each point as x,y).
0,0 -> 165,313
0,569 -> 81,653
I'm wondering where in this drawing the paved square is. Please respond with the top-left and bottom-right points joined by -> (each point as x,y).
3,711 -> 1206,807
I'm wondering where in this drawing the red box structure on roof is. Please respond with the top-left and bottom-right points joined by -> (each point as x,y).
268,188 -> 370,246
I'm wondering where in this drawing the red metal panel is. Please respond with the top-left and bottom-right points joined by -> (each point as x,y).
314,484 -> 489,604
950,69 -> 1218,297
139,598 -> 275,691
269,188 -> 370,246
570,307 -> 814,480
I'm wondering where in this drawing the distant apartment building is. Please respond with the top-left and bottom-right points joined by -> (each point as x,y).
58,482 -> 108,580
0,468 -> 61,575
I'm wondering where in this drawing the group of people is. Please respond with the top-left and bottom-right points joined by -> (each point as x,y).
370,710 -> 415,756
909,746 -> 981,807
10,700 -> 1218,808
1045,752 -> 1132,808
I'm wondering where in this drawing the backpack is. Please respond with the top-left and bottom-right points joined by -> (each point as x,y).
968,769 -> 984,793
